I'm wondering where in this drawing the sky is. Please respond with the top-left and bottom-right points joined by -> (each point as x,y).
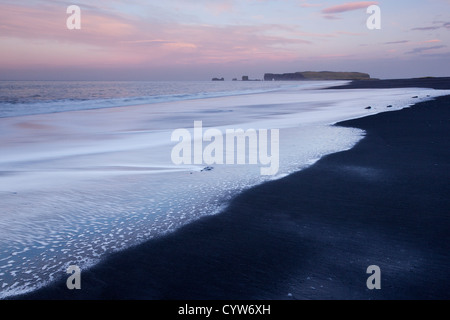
0,0 -> 449,80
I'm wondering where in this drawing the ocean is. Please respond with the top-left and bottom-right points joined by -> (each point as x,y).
0,80 -> 447,298
0,81 -> 301,118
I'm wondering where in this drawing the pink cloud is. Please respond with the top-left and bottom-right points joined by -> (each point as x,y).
322,1 -> 378,14
0,3 -> 139,45
323,15 -> 342,20
300,3 -> 322,8
0,3 -> 317,70
336,31 -> 366,36
423,39 -> 442,43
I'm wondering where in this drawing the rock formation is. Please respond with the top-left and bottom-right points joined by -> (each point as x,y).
264,71 -> 371,81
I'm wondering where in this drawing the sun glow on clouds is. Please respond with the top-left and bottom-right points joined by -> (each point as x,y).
0,0 -> 449,79
322,1 -> 379,14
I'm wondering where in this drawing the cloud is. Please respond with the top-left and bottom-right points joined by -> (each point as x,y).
0,2 -> 317,69
383,39 -> 441,47
406,45 -> 447,54
323,14 -> 342,20
412,21 -> 450,31
299,2 -> 322,8
322,1 -> 378,14
120,40 -> 173,45
415,51 -> 450,58
423,39 -> 442,43
384,40 -> 409,45
0,3 -> 140,44
412,26 -> 440,31
337,31 -> 365,36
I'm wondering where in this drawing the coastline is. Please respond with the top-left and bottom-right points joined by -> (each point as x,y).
11,79 -> 450,300
327,77 -> 450,90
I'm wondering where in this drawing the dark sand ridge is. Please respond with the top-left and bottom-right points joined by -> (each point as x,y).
14,78 -> 450,300
328,77 -> 450,90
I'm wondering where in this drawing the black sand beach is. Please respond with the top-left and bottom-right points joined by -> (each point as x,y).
328,77 -> 450,90
15,79 -> 450,300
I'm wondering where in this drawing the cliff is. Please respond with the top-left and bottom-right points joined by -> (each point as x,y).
264,71 -> 371,81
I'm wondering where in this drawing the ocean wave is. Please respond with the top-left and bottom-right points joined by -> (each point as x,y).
0,81 -> 297,118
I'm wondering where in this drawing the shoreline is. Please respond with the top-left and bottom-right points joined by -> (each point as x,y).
11,79 -> 450,300
326,77 -> 450,90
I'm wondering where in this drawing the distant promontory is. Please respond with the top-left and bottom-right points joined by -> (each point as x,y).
264,71 -> 371,81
